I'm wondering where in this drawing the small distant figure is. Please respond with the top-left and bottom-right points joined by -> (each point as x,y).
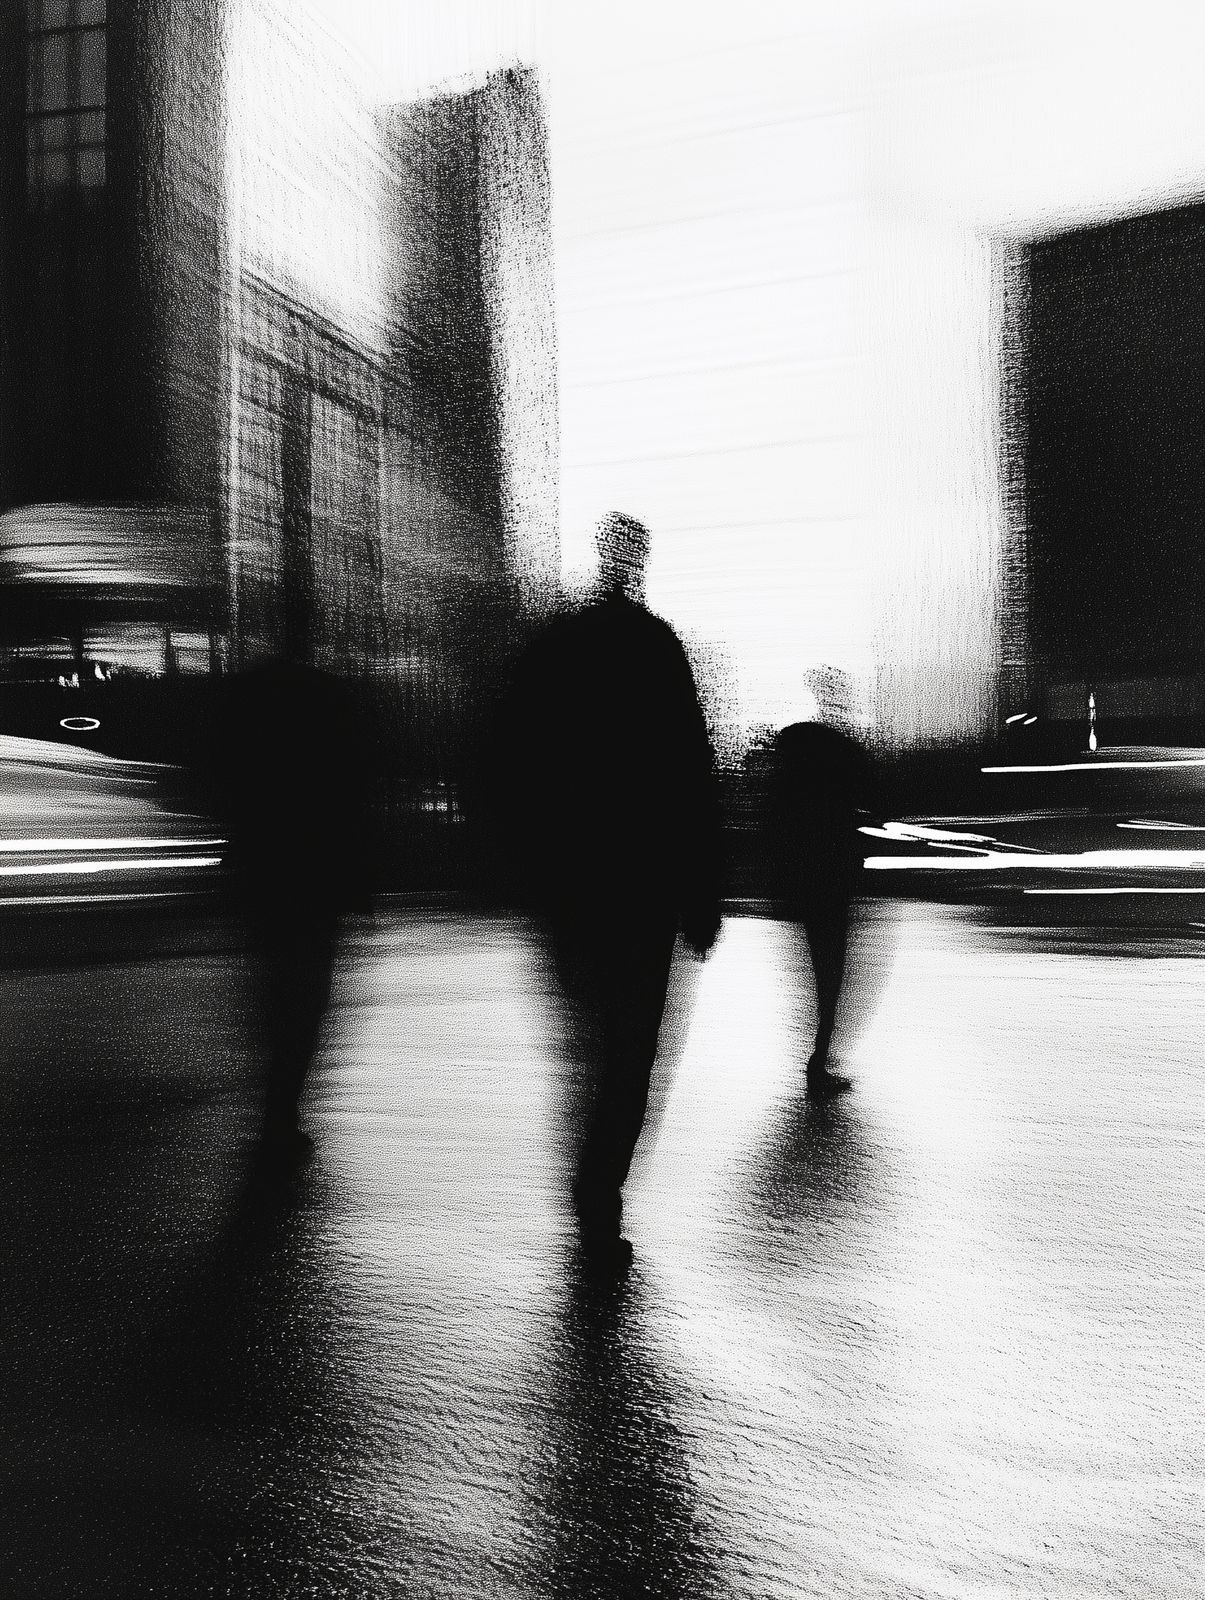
765,667 -> 873,1099
210,657 -> 374,1157
496,513 -> 723,1258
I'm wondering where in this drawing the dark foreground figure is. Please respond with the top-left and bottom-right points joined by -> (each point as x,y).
766,670 -> 874,1098
211,659 -> 373,1153
497,514 -> 722,1254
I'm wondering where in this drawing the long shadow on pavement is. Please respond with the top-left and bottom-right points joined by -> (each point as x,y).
523,1257 -> 727,1600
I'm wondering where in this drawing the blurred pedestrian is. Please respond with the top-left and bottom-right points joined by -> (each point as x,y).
495,513 -> 723,1257
765,667 -> 873,1098
210,656 -> 375,1156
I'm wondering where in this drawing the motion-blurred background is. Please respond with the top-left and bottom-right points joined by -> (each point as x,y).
8,0 -> 1205,906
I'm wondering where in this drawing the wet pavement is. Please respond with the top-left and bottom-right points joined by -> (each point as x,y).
0,904 -> 1201,1598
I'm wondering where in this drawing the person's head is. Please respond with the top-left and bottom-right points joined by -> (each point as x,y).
595,512 -> 650,600
804,665 -> 854,728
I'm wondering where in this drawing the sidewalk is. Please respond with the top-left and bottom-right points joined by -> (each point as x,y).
0,906 -> 1200,1597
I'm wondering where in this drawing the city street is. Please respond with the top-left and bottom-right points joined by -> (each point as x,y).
0,904 -> 1201,1598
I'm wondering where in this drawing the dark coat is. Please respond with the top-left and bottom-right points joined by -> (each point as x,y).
765,720 -> 873,905
490,593 -> 722,943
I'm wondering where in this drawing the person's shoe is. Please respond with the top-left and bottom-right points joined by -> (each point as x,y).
806,1055 -> 852,1099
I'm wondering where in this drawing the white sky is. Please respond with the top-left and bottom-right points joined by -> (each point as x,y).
297,0 -> 1205,738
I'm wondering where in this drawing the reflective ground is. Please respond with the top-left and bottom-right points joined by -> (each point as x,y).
0,905 -> 1200,1597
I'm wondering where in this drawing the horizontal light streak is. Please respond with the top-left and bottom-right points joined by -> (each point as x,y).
1023,887 -> 1205,896
0,891 -> 190,907
0,838 -> 223,853
860,822 -> 1040,852
861,821 -> 996,843
983,758 -> 1205,773
864,849 -> 1205,871
1116,820 -> 1205,832
0,857 -> 221,879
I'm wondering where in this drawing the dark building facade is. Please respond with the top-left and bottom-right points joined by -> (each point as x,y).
0,0 -> 225,519
0,1 -> 558,833
0,0 -> 226,759
1004,200 -> 1205,749
375,67 -> 558,826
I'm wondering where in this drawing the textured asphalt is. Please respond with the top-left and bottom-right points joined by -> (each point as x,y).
0,904 -> 1200,1598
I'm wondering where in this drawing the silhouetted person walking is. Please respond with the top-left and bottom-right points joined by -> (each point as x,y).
211,657 -> 374,1156
765,668 -> 873,1098
496,513 -> 722,1256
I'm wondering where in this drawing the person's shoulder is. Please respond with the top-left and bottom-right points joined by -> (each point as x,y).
774,721 -> 866,768
641,603 -> 684,642
513,602 -> 586,672
600,597 -> 688,654
775,719 -> 823,749
527,595 -> 691,678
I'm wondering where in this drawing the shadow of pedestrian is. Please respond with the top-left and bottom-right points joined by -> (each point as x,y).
523,1258 -> 727,1600
140,1148 -> 400,1599
0,1016 -> 381,1598
733,1083 -> 882,1276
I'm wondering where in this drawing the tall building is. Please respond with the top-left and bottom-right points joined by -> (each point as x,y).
1004,199 -> 1205,750
0,0 -> 225,523
0,0 -> 558,814
0,0 -> 226,757
376,66 -> 557,798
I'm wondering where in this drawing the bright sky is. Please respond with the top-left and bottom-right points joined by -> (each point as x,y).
297,0 -> 1205,740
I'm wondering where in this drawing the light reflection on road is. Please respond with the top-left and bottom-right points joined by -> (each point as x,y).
0,906 -> 1199,1596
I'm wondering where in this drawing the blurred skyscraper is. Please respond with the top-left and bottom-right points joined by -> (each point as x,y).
1003,200 -> 1205,752
0,0 -> 557,839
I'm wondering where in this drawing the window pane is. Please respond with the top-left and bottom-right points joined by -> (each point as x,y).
41,113 -> 69,150
29,0 -> 71,27
44,149 -> 69,189
26,38 -> 40,108
78,108 -> 104,144
25,114 -> 75,191
38,32 -> 68,112
79,28 -> 105,108
76,0 -> 107,23
78,146 -> 105,187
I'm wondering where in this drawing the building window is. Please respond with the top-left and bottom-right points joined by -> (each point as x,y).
25,0 -> 107,205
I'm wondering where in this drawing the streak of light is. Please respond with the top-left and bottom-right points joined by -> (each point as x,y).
0,838 -> 224,854
1023,887 -> 1205,895
924,811 -> 1093,823
982,759 -> 1205,773
0,892 -> 195,907
862,820 -> 996,842
1116,820 -> 1205,831
860,821 -> 1042,852
864,849 -> 1205,871
0,858 -> 222,879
